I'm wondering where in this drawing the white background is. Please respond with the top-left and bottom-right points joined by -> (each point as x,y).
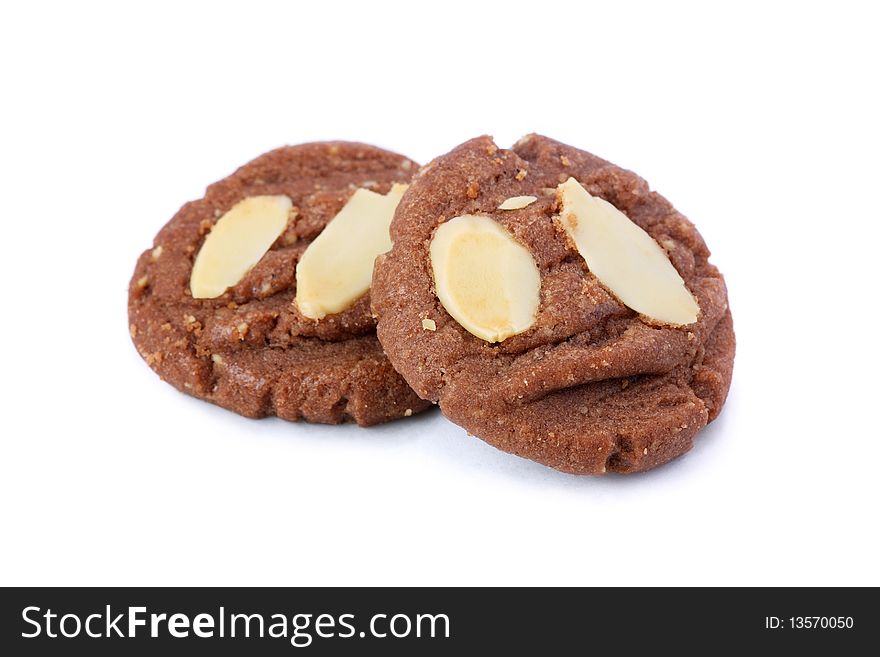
2,1 -> 878,586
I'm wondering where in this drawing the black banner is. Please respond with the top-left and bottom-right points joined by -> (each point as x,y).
0,587 -> 873,654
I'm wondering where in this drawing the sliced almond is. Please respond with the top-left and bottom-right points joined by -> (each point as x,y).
190,195 -> 292,299
557,177 -> 699,325
498,195 -> 538,210
295,184 -> 407,319
430,215 -> 540,343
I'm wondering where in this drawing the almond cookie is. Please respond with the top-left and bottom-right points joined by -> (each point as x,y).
372,135 -> 734,472
129,142 -> 430,425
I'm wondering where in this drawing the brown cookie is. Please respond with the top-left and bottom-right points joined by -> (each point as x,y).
129,142 -> 431,426
372,135 -> 734,473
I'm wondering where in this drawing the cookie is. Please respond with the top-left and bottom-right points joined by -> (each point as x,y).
129,142 -> 431,426
372,135 -> 734,473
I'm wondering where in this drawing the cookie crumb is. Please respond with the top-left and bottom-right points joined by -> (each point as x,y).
151,245 -> 163,260
404,408 -> 413,417
560,155 -> 571,167
466,181 -> 480,199
687,331 -> 696,341
485,144 -> 498,156
643,447 -> 648,455
236,322 -> 250,340
211,354 -> 225,365
182,314 -> 203,336
422,318 -> 437,331
136,275 -> 149,288
515,169 -> 527,181
199,218 -> 213,235
129,324 -> 137,338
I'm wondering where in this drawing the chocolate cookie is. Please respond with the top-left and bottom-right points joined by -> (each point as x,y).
372,135 -> 734,473
129,142 -> 431,426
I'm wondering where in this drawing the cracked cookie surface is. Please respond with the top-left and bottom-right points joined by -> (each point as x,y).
372,135 -> 734,472
129,142 -> 431,426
